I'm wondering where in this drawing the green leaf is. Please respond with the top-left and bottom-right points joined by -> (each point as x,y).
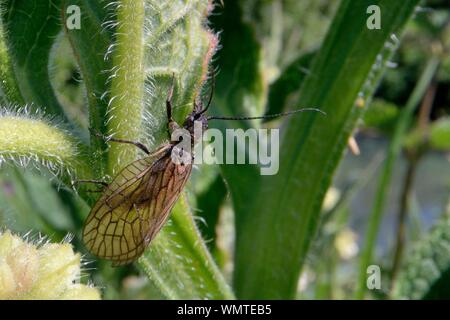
142,0 -> 216,148
211,1 -> 266,121
22,172 -> 75,231
0,0 -> 67,118
393,210 -> 450,299
217,0 -> 420,299
0,14 -> 23,105
188,163 -> 229,265
62,0 -> 113,176
0,167 -> 77,237
0,167 -> 50,233
138,195 -> 234,300
265,51 -> 315,117
209,0 -> 264,221
195,173 -> 227,252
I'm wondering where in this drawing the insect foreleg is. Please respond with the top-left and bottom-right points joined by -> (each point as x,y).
90,129 -> 151,155
166,74 -> 175,123
74,179 -> 109,187
85,188 -> 106,194
72,179 -> 109,193
107,138 -> 151,155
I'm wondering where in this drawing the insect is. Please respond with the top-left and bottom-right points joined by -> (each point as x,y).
81,76 -> 323,266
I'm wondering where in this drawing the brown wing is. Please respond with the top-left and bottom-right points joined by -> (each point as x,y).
83,145 -> 193,266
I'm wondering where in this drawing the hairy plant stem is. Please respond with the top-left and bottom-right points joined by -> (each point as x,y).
0,114 -> 91,179
107,0 -> 145,175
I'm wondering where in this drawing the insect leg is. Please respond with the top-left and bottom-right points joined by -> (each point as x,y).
107,138 -> 151,155
85,188 -> 105,194
74,179 -> 109,187
90,129 -> 151,155
72,179 -> 109,193
166,74 -> 175,123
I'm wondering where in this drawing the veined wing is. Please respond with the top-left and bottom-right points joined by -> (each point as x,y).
83,144 -> 192,266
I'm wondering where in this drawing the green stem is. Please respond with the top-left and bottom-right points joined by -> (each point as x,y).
355,56 -> 440,299
390,153 -> 419,286
61,0 -> 112,178
0,113 -> 90,179
107,0 -> 145,175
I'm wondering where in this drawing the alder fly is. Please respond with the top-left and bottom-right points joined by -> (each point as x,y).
82,75 -> 323,266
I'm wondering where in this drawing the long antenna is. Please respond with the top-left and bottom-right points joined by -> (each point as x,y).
207,108 -> 325,121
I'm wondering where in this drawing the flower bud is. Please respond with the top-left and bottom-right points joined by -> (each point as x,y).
0,230 -> 100,299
